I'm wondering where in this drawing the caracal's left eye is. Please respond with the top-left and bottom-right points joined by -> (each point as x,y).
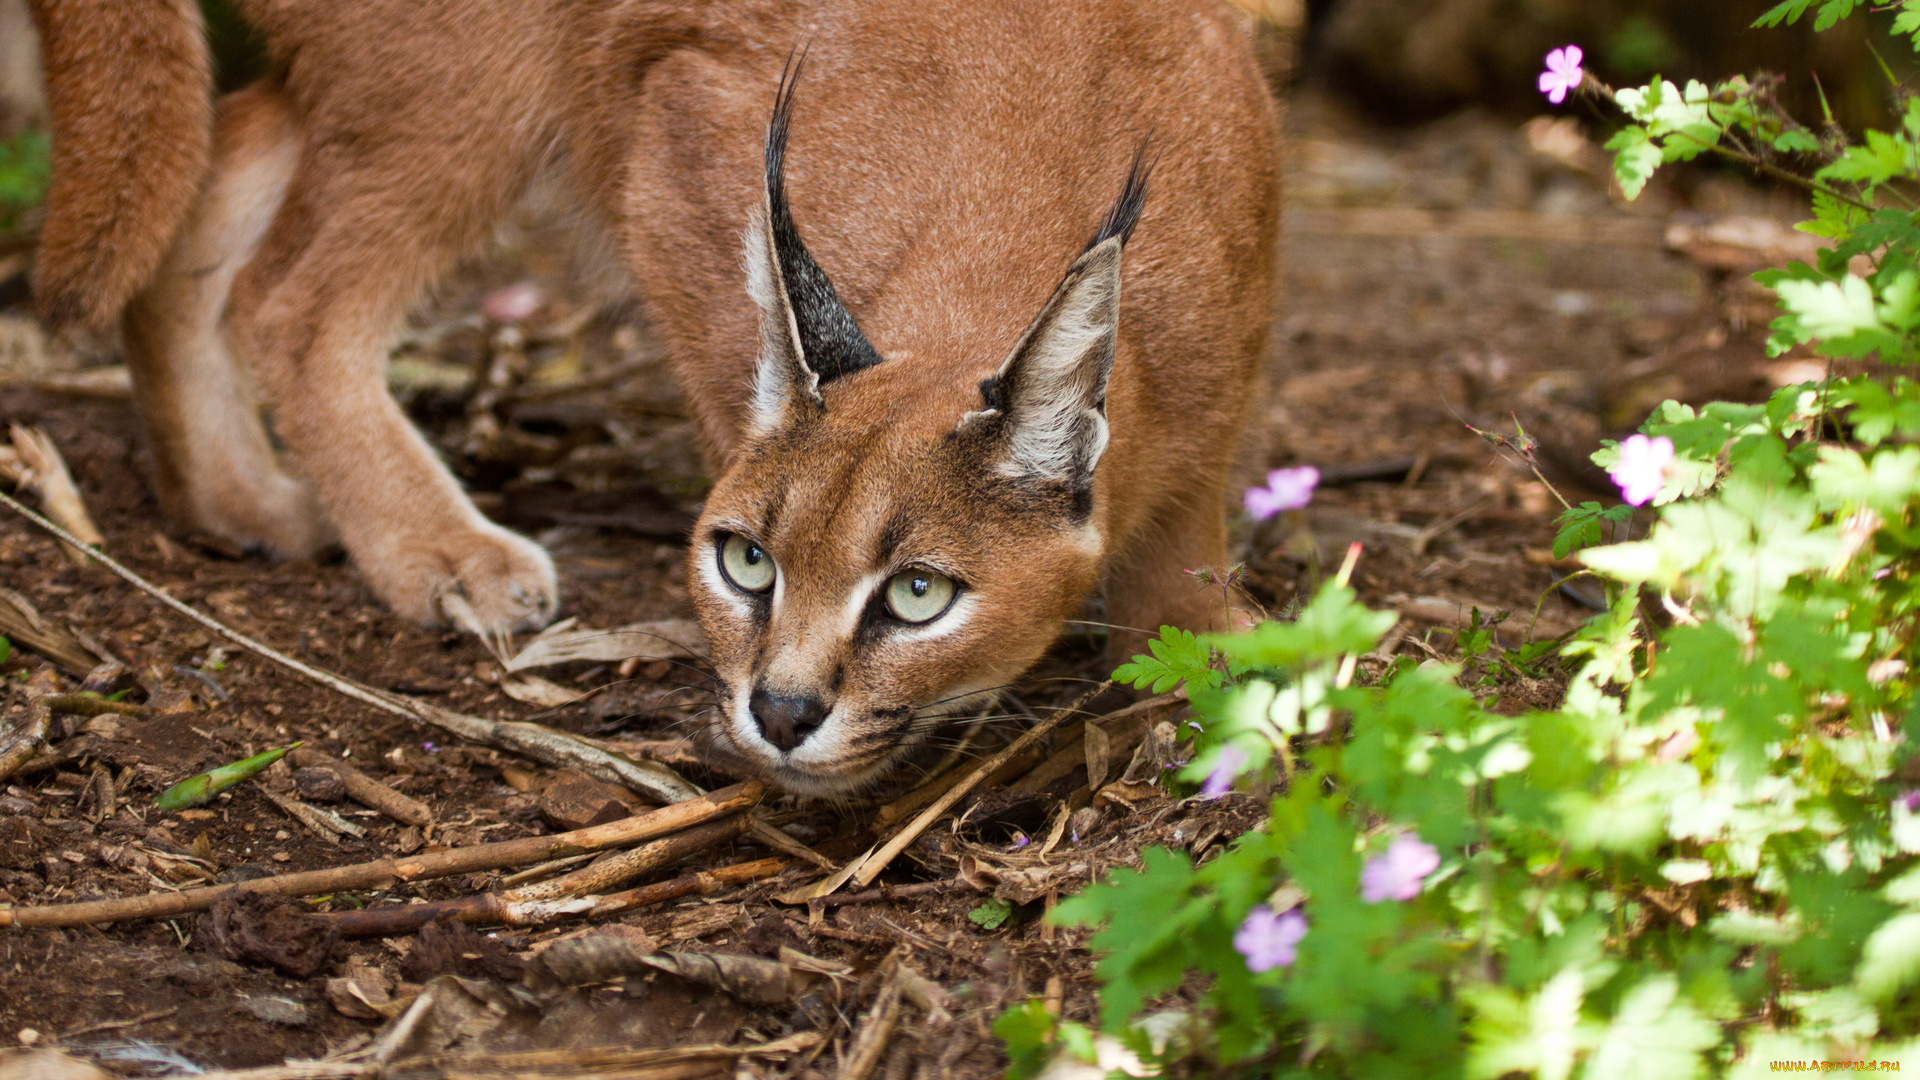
718,534 -> 776,593
885,569 -> 956,623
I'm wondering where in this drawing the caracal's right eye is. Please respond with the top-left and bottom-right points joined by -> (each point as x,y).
718,534 -> 776,593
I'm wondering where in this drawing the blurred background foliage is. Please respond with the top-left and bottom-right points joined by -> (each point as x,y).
0,0 -> 1906,221
1299,0 -> 1906,131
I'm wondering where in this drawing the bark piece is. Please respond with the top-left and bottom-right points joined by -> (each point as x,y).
536,767 -> 637,831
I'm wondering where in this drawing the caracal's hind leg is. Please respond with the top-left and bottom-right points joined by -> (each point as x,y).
122,83 -> 333,558
222,118 -> 557,639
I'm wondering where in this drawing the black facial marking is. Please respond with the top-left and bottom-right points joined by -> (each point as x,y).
977,374 -> 1004,413
766,51 -> 886,386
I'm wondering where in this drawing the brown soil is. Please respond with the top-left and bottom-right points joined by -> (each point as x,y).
0,89 -> 1814,1076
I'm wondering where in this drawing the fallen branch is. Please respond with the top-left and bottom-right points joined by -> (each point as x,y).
320,820 -> 771,937
0,781 -> 762,928
0,690 -> 51,785
811,880 -> 961,909
0,489 -> 700,805
4,424 -> 104,567
288,747 -> 432,827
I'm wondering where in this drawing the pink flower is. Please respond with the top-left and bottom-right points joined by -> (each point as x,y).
1200,745 -> 1249,800
1609,433 -> 1675,507
1234,904 -> 1308,972
482,281 -> 544,324
1360,833 -> 1441,903
1245,466 -> 1319,520
1538,45 -> 1584,105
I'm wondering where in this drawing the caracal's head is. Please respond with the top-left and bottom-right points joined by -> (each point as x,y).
686,59 -> 1150,796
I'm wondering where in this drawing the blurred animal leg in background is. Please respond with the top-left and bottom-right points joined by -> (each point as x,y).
123,84 -> 335,558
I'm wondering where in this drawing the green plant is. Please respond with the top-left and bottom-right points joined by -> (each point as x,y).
1006,5 -> 1920,1075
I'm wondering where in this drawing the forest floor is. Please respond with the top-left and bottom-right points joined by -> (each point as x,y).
0,89 -> 1823,1077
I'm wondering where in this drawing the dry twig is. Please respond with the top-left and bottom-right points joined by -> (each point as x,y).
0,781 -> 761,928
0,489 -> 700,804
321,821 -> 773,937
838,951 -> 906,1080
261,788 -> 366,844
797,681 -> 1111,898
287,748 -> 432,826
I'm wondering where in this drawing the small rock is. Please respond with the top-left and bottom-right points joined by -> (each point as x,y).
536,769 -> 636,832
236,996 -> 310,1026
0,796 -> 35,816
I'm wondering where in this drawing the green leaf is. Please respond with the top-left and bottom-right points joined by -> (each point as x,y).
1585,975 -> 1720,1080
993,1000 -> 1056,1080
0,635 -> 9,665
1772,129 -> 1820,154
1463,968 -> 1590,1080
1113,626 -> 1216,694
1897,0 -> 1920,46
1605,125 -> 1663,200
969,898 -> 1013,930
1857,912 -> 1920,1002
154,742 -> 302,812
1206,583 -> 1395,673
1816,129 -> 1912,190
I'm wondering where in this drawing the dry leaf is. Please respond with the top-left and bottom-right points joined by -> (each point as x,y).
505,618 -> 704,673
1084,724 -> 1112,792
499,673 -> 580,708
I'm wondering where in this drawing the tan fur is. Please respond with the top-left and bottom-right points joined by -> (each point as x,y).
31,0 -> 1280,793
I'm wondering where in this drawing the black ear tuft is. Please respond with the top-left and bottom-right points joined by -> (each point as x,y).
1083,140 -> 1156,253
765,50 -> 885,386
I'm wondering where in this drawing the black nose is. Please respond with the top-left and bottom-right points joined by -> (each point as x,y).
749,687 -> 829,751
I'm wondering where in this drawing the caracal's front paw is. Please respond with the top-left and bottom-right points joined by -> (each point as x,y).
366,523 -> 559,641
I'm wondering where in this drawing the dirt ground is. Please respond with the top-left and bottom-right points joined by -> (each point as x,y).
0,86 -> 1821,1076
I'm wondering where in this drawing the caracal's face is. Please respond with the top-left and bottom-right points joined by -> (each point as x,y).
688,371 -> 1103,796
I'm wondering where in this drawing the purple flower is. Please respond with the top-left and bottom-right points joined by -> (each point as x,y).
1235,904 -> 1308,972
1609,434 -> 1675,507
1200,745 -> 1249,800
1898,790 -> 1920,814
1245,467 -> 1319,520
1360,833 -> 1442,903
1538,45 -> 1584,105
422,741 -> 440,753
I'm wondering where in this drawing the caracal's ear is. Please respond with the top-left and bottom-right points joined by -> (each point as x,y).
743,50 -> 885,438
969,149 -> 1152,490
